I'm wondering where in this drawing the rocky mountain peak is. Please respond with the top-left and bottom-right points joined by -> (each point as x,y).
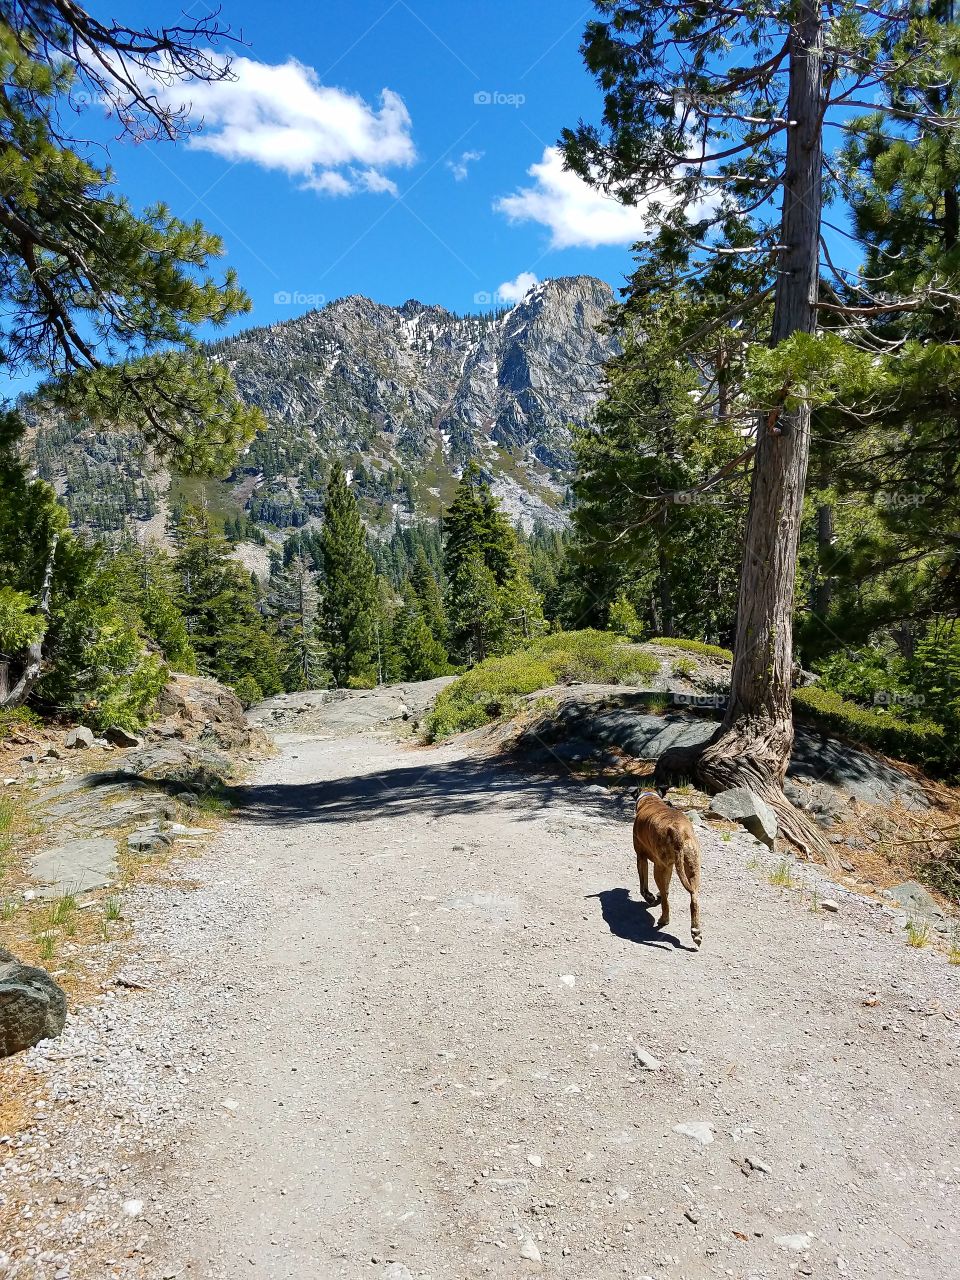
34,275 -> 620,540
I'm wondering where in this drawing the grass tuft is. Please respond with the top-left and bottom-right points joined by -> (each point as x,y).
905,916 -> 931,948
768,858 -> 796,889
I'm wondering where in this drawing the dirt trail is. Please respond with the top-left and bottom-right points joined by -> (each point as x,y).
109,702 -> 959,1280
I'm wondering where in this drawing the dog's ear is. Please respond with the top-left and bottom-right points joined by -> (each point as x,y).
656,784 -> 670,800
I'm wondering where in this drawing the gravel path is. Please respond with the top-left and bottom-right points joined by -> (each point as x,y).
6,712 -> 960,1280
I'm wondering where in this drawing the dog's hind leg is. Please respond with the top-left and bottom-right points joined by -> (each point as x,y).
635,848 -> 659,906
653,861 -> 673,930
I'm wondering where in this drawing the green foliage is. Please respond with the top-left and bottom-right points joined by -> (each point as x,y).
424,630 -> 657,741
0,23 -> 263,470
570,326 -> 745,645
319,462 -> 381,687
100,545 -> 197,673
232,675 -> 263,709
0,586 -> 43,651
912,621 -> 960,733
172,504 -> 284,697
269,554 -> 329,691
813,644 -> 912,709
607,591 -> 644,640
650,637 -> 733,662
387,582 -> 450,682
528,629 -> 657,684
80,618 -> 167,731
424,652 -> 557,740
792,685 -> 948,772
443,466 -> 545,663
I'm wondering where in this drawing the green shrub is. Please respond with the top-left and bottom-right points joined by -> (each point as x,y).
672,657 -> 698,680
528,629 -> 657,684
232,674 -> 263,709
650,636 -> 733,662
0,706 -> 42,740
425,651 -> 556,740
424,630 -> 658,741
607,591 -> 645,640
793,685 -> 948,772
814,644 -> 911,709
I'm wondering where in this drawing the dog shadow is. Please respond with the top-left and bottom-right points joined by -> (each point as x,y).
587,887 -> 692,952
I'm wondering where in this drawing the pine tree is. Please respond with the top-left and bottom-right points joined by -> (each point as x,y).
172,505 -> 283,697
447,551 -> 508,665
410,547 -> 448,648
443,464 -> 518,588
442,465 -> 545,663
270,554 -> 328,691
319,462 -> 381,688
387,582 -> 450,681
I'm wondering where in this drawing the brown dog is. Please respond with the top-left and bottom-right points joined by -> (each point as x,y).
632,790 -> 702,948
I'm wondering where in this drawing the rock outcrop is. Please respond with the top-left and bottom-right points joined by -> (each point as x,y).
155,674 -> 269,753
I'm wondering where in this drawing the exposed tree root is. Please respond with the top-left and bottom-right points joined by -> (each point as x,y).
655,732 -> 841,871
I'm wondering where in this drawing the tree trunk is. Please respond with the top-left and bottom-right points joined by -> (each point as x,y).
657,546 -> 673,636
811,503 -> 834,618
0,531 -> 59,712
656,1 -> 833,860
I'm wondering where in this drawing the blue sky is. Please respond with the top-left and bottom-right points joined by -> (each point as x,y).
74,0 -> 653,336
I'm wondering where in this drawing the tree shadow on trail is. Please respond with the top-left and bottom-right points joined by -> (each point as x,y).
232,751 -> 614,828
588,887 -> 689,951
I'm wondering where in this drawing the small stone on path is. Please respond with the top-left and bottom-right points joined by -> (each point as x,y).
674,1120 -> 715,1146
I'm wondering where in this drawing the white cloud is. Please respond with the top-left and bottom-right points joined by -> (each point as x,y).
447,149 -> 484,182
144,53 -> 415,196
497,271 -> 538,303
495,146 -> 667,249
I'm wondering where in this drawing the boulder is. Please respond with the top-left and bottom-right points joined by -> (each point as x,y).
155,674 -> 267,752
884,880 -> 945,922
104,725 -> 141,749
126,825 -> 172,854
0,947 -> 67,1058
63,726 -> 94,750
709,787 -> 778,847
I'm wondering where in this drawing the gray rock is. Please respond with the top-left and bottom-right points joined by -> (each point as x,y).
31,837 -> 118,896
0,947 -> 67,1057
104,726 -> 141,748
709,787 -> 778,848
632,1047 -> 661,1071
127,826 -> 172,854
820,899 -> 839,913
884,881 -> 944,922
63,726 -> 94,750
